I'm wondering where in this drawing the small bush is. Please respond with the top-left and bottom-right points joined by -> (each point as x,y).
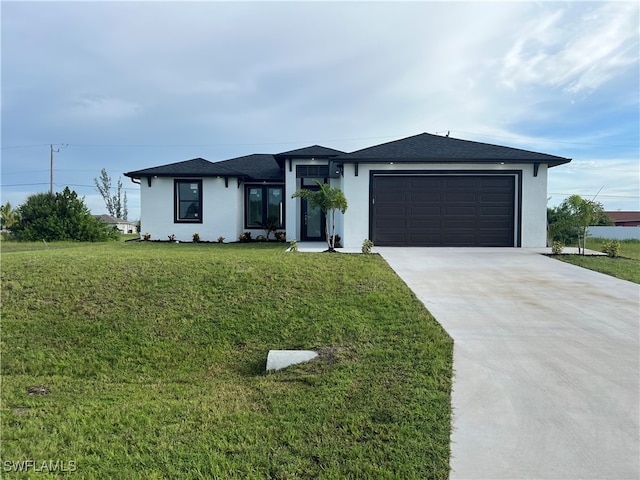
330,235 -> 342,248
256,235 -> 267,242
551,241 -> 564,255
217,236 -> 225,244
168,234 -> 176,242
192,233 -> 200,243
239,232 -> 252,243
362,239 -> 374,254
602,240 -> 620,258
275,231 -> 286,242
288,239 -> 298,252
143,233 -> 151,241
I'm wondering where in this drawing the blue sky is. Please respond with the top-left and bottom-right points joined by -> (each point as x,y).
2,1 -> 639,221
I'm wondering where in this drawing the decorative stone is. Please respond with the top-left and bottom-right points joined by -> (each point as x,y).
266,350 -> 318,371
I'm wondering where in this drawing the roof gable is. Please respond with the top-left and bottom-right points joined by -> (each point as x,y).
275,145 -> 345,158
332,132 -> 571,166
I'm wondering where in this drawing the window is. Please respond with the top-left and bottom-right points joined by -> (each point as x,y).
246,185 -> 284,228
175,180 -> 202,223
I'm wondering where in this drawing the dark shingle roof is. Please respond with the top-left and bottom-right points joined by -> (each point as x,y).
332,132 -> 571,167
124,155 -> 283,181
212,154 -> 283,180
95,214 -> 134,225
275,145 -> 345,158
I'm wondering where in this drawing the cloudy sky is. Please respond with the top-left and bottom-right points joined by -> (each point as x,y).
2,1 -> 638,221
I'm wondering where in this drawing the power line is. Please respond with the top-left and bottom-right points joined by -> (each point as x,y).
549,192 -> 640,198
3,131 -> 636,150
0,182 -> 49,187
0,144 -> 52,149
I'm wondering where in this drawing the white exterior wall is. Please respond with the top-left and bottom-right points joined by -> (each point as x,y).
338,162 -> 549,248
587,226 -> 640,240
520,163 -> 548,247
284,163 -> 298,242
139,177 -> 242,242
140,161 -> 550,247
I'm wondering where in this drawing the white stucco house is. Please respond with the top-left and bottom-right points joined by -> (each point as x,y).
94,214 -> 138,234
123,133 -> 571,248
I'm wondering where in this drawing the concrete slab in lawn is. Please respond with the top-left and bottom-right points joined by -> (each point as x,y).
266,350 -> 318,371
377,247 -> 639,480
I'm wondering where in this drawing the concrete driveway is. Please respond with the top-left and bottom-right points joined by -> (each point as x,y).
378,248 -> 639,480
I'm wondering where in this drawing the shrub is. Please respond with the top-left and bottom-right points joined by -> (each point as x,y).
192,233 -> 200,243
601,240 -> 620,258
551,241 -> 564,255
13,187 -> 118,242
217,236 -> 225,244
288,239 -> 298,252
275,231 -> 286,242
256,235 -> 267,242
143,233 -> 151,241
362,239 -> 374,254
330,235 -> 342,248
239,232 -> 252,243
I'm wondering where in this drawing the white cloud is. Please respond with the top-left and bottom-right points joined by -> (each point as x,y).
500,2 -> 639,94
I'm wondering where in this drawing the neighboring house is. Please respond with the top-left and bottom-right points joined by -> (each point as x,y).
603,211 -> 640,227
95,214 -> 138,234
123,132 -> 571,248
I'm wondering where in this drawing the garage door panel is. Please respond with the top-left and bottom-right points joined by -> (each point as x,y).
445,177 -> 478,188
444,192 -> 478,203
445,206 -> 477,216
373,175 -> 515,247
410,191 -> 442,202
480,206 -> 512,215
376,192 -> 409,203
376,205 -> 409,216
410,205 -> 442,215
409,219 -> 443,229
480,192 -> 513,203
376,218 -> 407,229
444,231 -> 476,245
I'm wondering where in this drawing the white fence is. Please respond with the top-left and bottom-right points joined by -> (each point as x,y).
587,226 -> 640,240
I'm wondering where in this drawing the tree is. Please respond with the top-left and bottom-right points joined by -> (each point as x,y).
292,181 -> 348,252
94,168 -> 127,219
0,201 -> 19,231
547,194 -> 613,253
12,187 -> 119,242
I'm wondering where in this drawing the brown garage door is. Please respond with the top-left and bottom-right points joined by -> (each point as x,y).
372,175 -> 515,246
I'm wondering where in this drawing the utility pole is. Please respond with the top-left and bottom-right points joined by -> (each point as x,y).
50,144 -> 58,195
49,144 -> 66,194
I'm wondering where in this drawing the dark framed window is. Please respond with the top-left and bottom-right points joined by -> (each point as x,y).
245,185 -> 284,228
175,180 -> 202,223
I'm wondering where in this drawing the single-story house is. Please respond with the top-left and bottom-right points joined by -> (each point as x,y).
603,211 -> 640,227
95,214 -> 138,234
124,132 -> 571,248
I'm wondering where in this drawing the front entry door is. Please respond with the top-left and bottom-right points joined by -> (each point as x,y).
301,196 -> 326,242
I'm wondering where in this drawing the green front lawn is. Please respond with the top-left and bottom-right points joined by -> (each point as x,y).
554,238 -> 640,284
1,242 -> 453,479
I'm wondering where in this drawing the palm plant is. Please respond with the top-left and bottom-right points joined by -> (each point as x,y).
0,201 -> 18,231
292,181 -> 348,252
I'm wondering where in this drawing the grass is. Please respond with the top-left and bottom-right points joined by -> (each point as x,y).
1,241 -> 453,479
553,238 -> 640,284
